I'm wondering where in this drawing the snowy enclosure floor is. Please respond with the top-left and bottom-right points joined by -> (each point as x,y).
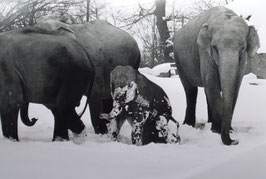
0,72 -> 265,179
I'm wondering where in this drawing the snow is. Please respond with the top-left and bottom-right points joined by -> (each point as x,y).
139,63 -> 176,76
0,72 -> 265,179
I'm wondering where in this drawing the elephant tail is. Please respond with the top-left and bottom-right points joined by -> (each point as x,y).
20,103 -> 38,127
78,100 -> 88,118
168,116 -> 180,142
169,116 -> 179,127
78,50 -> 95,118
134,51 -> 141,69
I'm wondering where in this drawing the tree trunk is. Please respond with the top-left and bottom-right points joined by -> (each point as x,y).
154,0 -> 173,62
86,0 -> 90,22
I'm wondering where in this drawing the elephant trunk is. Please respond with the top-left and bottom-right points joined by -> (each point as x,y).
219,52 -> 240,145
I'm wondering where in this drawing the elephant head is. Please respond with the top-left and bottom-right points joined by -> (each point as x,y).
196,14 -> 260,145
110,66 -> 139,105
99,66 -> 139,121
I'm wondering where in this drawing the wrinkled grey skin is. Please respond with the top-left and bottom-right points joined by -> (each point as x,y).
100,66 -> 180,146
0,27 -> 94,141
36,17 -> 140,134
173,7 -> 260,145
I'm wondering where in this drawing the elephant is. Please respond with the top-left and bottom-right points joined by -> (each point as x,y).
100,66 -> 180,145
35,16 -> 141,134
0,26 -> 94,141
173,7 -> 260,145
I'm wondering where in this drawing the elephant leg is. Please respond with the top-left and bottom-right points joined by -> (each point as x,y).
51,77 -> 87,141
206,97 -> 213,123
0,81 -> 23,141
103,98 -> 113,114
51,107 -> 86,141
107,119 -> 118,140
131,111 -> 146,146
204,88 -> 223,133
183,86 -> 198,127
66,108 -> 85,135
89,97 -> 108,134
207,98 -> 228,131
142,118 -> 158,145
155,115 -> 181,144
50,108 -> 69,141
107,110 -> 126,141
155,116 -> 169,143
0,107 -> 19,141
131,121 -> 144,146
176,62 -> 198,127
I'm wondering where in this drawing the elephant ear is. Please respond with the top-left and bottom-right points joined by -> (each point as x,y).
110,82 -> 114,97
197,23 -> 211,56
247,26 -> 260,57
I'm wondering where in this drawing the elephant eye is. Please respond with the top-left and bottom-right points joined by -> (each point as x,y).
212,45 -> 219,63
240,46 -> 246,52
129,82 -> 134,88
239,46 -> 246,56
212,45 -> 218,55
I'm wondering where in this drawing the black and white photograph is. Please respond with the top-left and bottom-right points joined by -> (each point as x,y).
0,0 -> 265,178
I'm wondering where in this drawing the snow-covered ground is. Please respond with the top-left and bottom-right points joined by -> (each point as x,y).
139,62 -> 176,76
0,72 -> 265,179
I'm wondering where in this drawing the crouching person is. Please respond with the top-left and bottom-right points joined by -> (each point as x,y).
100,66 -> 180,146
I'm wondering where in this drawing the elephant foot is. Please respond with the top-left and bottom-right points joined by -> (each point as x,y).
222,138 -> 239,146
132,134 -> 143,146
183,120 -> 195,127
106,119 -> 119,141
53,136 -> 69,142
211,124 -> 221,134
70,128 -> 88,144
167,133 -> 181,144
195,122 -> 206,130
53,128 -> 69,141
94,123 -> 108,134
221,130 -> 239,145
3,133 -> 19,142
4,136 -> 19,142
231,140 -> 239,145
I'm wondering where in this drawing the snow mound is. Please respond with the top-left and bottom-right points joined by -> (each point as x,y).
139,63 -> 176,76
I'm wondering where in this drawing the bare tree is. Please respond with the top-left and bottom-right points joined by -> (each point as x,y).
114,1 -> 174,66
193,0 -> 227,13
0,0 -> 84,32
86,0 -> 90,21
0,0 -> 108,31
114,0 -> 201,67
154,0 -> 172,63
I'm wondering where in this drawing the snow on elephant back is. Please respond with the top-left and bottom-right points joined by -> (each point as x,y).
0,26 -> 94,141
173,6 -> 260,145
100,66 -> 180,146
35,15 -> 141,135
